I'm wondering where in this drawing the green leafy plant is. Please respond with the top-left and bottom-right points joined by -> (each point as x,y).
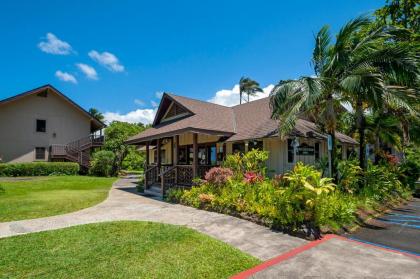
0,162 -> 79,177
89,150 -> 115,177
337,159 -> 362,193
223,149 -> 269,178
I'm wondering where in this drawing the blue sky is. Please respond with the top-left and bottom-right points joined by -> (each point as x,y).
0,0 -> 384,123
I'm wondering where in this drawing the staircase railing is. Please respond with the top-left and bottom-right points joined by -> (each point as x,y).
50,134 -> 104,168
160,166 -> 177,193
144,165 -> 159,189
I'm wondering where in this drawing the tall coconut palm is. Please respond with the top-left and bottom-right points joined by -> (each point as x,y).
239,77 -> 263,104
270,15 -> 418,178
340,29 -> 418,170
89,108 -> 105,122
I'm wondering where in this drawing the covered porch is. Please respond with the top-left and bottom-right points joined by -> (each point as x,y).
137,131 -> 230,196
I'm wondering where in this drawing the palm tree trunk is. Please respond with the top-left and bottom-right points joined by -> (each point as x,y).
401,119 -> 410,148
374,136 -> 381,164
239,90 -> 242,105
356,98 -> 366,172
326,94 -> 337,181
330,131 -> 337,182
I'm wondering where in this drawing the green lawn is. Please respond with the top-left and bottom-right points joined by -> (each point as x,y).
0,176 -> 116,222
0,221 -> 260,279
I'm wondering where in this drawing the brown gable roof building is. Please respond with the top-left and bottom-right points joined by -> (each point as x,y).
128,92 -> 357,197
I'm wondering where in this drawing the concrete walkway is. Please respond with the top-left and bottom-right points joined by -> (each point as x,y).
243,235 -> 420,279
0,177 -> 306,261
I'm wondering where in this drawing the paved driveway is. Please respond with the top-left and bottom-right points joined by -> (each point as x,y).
348,198 -> 420,255
235,235 -> 419,279
0,177 -> 306,261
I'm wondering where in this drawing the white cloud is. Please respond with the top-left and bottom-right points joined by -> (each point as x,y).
103,109 -> 156,124
88,50 -> 124,72
208,84 -> 274,107
76,63 -> 98,80
155,91 -> 164,98
134,99 -> 145,106
38,33 -> 73,55
151,100 -> 159,108
55,70 -> 77,84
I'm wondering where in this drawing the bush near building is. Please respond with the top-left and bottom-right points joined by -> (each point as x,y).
167,150 -> 414,237
0,162 -> 79,177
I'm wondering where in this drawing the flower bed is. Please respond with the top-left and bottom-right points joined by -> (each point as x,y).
166,150 -> 413,238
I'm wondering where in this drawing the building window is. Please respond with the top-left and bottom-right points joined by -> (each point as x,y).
35,147 -> 46,160
249,140 -> 263,151
36,119 -> 46,132
232,142 -> 245,154
287,139 -> 294,163
315,142 -> 320,160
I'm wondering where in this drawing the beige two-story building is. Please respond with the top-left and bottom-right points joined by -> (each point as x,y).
0,85 -> 105,167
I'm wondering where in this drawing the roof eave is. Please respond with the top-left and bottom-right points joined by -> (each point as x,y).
125,127 -> 234,145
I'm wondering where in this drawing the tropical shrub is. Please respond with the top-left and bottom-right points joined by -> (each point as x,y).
89,150 -> 115,177
399,146 -> 420,190
168,160 -> 353,234
0,162 -> 79,176
167,147 -> 413,235
314,193 -> 356,229
121,149 -> 144,171
243,171 -> 263,184
361,163 -> 406,202
204,167 -> 233,186
337,159 -> 362,193
223,149 -> 269,177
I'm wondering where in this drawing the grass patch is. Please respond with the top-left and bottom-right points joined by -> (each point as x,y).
0,221 -> 260,278
0,176 -> 116,222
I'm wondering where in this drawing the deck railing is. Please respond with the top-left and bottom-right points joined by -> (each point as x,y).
144,164 -> 217,194
50,134 -> 104,168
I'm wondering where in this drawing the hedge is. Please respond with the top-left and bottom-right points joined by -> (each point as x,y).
0,162 -> 80,177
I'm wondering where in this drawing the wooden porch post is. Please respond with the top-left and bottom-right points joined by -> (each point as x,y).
145,142 -> 150,189
145,142 -> 150,167
174,135 -> 179,165
193,133 -> 198,178
157,138 -> 163,194
174,135 -> 179,184
157,138 -> 161,168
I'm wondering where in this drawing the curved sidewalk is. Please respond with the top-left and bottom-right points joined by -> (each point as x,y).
0,177 -> 306,261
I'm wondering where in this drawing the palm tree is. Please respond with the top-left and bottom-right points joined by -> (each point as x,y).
270,15 -> 418,177
365,111 -> 402,163
340,27 -> 418,170
89,108 -> 105,122
239,77 -> 263,104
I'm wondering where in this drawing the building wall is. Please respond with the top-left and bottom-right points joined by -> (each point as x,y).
0,92 -> 91,163
263,137 -> 328,175
146,132 -> 351,176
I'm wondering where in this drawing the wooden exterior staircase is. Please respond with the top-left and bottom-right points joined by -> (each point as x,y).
50,135 -> 104,168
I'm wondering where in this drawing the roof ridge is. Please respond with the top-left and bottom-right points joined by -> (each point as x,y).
166,92 -> 233,109
231,96 -> 270,108
0,84 -> 105,128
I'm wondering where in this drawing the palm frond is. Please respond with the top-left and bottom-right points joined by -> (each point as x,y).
270,77 -> 325,138
312,25 -> 331,75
